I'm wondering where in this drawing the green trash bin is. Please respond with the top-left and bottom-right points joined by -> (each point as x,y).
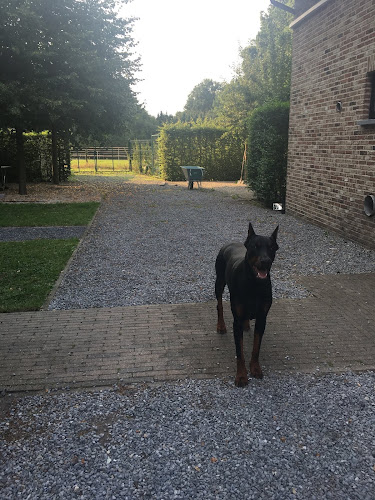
180,166 -> 204,189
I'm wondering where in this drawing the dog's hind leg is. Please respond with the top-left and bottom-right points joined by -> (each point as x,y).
216,297 -> 227,334
215,252 -> 227,334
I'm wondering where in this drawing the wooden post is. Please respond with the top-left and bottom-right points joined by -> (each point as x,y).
128,140 -> 132,171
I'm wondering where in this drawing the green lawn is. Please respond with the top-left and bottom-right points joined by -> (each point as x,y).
0,200 -> 100,312
71,158 -> 130,172
0,239 -> 79,312
0,201 -> 100,227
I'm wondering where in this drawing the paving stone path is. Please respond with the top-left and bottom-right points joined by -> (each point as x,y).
1,273 -> 374,392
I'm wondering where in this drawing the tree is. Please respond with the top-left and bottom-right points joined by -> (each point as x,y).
0,0 -> 42,193
240,3 -> 293,105
211,2 -> 293,142
129,106 -> 158,140
0,0 -> 139,191
176,79 -> 223,122
156,112 -> 175,126
212,78 -> 251,139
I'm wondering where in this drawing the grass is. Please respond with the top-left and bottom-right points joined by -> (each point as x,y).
0,239 -> 79,312
71,158 -> 130,173
71,171 -> 136,179
0,200 -> 100,312
0,202 -> 100,227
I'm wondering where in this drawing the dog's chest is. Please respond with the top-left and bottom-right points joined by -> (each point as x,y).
239,279 -> 272,317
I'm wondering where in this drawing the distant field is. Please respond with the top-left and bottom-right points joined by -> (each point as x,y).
71,158 -> 130,173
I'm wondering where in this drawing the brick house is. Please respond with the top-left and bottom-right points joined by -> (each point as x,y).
281,0 -> 375,249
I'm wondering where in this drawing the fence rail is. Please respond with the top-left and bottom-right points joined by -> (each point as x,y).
71,147 -> 131,172
71,147 -> 130,161
71,141 -> 159,175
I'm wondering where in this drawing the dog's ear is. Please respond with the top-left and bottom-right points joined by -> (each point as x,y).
248,222 -> 256,238
271,225 -> 279,251
244,222 -> 256,247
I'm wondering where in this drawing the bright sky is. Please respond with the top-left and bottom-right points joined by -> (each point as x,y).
122,0 -> 271,117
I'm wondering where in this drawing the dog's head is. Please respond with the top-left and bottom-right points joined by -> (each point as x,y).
244,222 -> 279,280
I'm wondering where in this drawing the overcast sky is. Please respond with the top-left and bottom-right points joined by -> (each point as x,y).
122,0 -> 271,116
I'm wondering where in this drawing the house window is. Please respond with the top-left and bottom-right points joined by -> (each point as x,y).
358,72 -> 375,125
370,72 -> 375,119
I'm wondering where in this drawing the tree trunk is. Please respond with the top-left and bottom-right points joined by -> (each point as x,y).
51,125 -> 59,184
15,127 -> 27,195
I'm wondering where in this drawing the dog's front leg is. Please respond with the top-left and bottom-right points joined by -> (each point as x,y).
250,331 -> 264,379
233,317 -> 248,387
251,307 -> 269,379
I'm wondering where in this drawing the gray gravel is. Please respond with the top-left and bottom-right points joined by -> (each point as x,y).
47,180 -> 375,309
1,372 -> 375,499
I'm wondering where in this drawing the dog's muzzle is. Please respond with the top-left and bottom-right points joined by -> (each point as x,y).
253,266 -> 269,279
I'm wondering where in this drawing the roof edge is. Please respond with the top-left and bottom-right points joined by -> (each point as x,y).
290,0 -> 334,29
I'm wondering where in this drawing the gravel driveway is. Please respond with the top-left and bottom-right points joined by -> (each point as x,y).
48,178 -> 375,309
2,373 -> 375,499
2,176 -> 375,499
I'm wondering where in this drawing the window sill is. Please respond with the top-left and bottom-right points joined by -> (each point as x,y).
358,119 -> 375,126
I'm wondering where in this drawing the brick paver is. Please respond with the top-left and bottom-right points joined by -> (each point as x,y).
1,273 -> 374,392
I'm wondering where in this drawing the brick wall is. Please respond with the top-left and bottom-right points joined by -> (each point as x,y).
286,0 -> 375,249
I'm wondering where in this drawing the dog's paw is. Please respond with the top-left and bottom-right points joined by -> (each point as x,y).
216,323 -> 227,334
235,360 -> 249,387
235,374 -> 249,387
250,361 -> 263,379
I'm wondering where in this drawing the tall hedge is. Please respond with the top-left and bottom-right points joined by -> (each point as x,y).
158,123 -> 243,181
247,101 -> 290,206
0,130 -> 70,182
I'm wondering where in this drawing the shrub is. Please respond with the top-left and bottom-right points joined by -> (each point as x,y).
247,101 -> 289,206
158,123 -> 243,181
0,129 -> 70,183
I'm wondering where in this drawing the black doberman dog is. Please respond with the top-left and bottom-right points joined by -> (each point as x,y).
215,222 -> 279,387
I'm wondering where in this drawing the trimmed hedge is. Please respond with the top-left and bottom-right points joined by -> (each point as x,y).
247,101 -> 290,206
158,123 -> 243,181
0,130 -> 70,183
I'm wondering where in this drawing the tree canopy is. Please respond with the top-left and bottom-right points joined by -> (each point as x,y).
212,2 -> 293,141
176,79 -> 223,122
0,0 -> 139,136
0,0 -> 142,190
169,2 -> 293,143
